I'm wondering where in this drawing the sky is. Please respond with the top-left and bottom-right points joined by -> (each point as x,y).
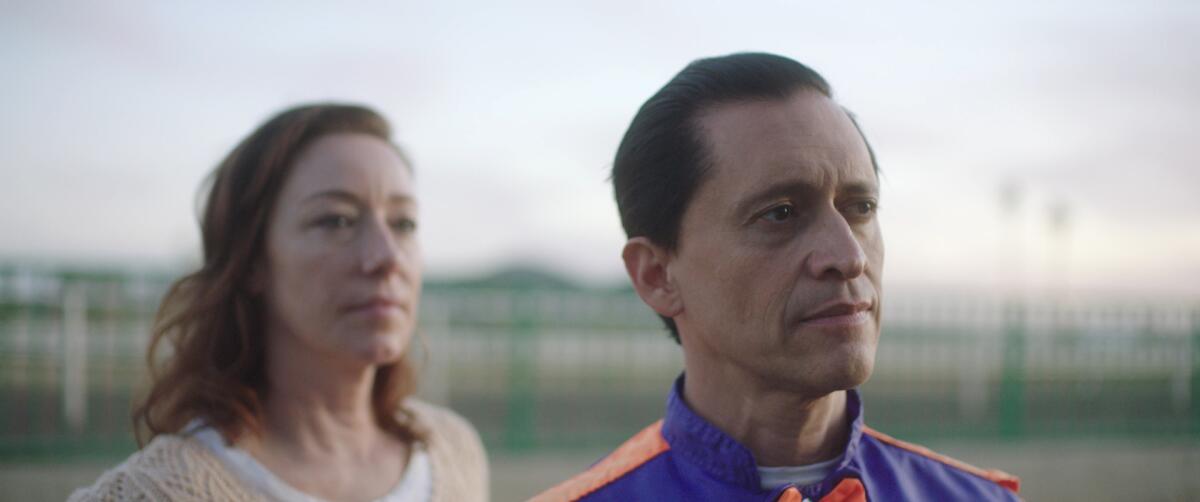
2,1 -> 1198,297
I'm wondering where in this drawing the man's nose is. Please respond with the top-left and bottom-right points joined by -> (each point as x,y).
804,210 -> 867,280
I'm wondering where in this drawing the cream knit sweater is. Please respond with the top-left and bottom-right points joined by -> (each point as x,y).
69,400 -> 489,502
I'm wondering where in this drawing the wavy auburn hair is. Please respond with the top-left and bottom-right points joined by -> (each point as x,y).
134,103 -> 423,446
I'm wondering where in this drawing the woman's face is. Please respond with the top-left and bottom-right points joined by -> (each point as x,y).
261,133 -> 421,367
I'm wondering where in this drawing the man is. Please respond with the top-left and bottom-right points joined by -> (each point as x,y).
534,53 -> 1020,501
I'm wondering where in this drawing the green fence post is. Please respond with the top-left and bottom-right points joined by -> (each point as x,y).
999,302 -> 1026,439
505,290 -> 538,451
1191,308 -> 1200,437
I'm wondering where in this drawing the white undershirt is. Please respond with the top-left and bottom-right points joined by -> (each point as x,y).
187,422 -> 432,502
757,454 -> 843,490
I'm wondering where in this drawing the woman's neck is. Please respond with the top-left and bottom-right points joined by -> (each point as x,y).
233,327 -> 409,502
252,326 -> 382,459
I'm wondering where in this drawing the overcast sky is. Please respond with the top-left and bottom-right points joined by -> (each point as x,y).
2,1 -> 1198,297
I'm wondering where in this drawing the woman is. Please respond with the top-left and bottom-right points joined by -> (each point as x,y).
71,104 -> 488,501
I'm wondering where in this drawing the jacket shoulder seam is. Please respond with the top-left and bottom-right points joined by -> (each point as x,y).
531,420 -> 670,501
861,425 -> 1020,494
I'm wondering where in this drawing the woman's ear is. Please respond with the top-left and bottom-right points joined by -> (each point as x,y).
621,237 -> 682,319
246,262 -> 268,296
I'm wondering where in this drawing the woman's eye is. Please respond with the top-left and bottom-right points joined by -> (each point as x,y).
391,218 -> 417,233
761,204 -> 795,223
316,215 -> 356,229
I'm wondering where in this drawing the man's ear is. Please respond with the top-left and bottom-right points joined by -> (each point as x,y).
622,237 -> 682,318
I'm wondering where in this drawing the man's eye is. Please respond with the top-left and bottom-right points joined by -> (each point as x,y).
850,201 -> 877,216
761,204 -> 795,223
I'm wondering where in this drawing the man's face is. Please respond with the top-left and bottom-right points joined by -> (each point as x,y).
669,89 -> 884,397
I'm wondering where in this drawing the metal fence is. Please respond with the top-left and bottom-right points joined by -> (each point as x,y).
1,265 -> 1198,461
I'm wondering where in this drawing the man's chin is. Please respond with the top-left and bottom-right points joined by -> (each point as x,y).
833,346 -> 877,385
775,348 -> 876,397
820,367 -> 873,395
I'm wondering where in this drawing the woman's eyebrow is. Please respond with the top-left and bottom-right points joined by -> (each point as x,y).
301,190 -> 416,207
302,189 -> 362,206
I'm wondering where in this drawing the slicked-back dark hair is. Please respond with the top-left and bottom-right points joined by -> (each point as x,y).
612,52 -> 878,343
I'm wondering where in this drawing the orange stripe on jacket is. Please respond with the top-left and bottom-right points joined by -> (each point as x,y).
862,426 -> 1020,494
776,487 -> 804,502
530,420 -> 670,502
820,478 -> 866,502
776,479 -> 865,502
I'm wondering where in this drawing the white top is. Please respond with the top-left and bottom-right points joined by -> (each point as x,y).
188,423 -> 432,502
757,455 -> 844,490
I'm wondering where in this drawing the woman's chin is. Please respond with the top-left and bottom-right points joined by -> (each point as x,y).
350,335 -> 411,366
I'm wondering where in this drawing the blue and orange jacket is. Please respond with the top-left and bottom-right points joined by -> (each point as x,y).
534,377 -> 1020,501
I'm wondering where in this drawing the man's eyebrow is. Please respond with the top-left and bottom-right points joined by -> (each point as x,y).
839,182 -> 879,197
734,179 -> 880,216
734,180 -> 822,216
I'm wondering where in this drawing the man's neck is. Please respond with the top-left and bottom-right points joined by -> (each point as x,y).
681,361 -> 849,467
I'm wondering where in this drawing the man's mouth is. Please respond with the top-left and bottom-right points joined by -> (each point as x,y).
798,301 -> 873,326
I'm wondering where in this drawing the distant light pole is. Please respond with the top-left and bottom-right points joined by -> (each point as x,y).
1047,199 -> 1072,299
998,179 -> 1025,301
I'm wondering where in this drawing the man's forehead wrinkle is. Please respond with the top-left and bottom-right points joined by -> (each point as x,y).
693,91 -> 877,222
704,116 -> 849,168
709,147 -> 876,223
